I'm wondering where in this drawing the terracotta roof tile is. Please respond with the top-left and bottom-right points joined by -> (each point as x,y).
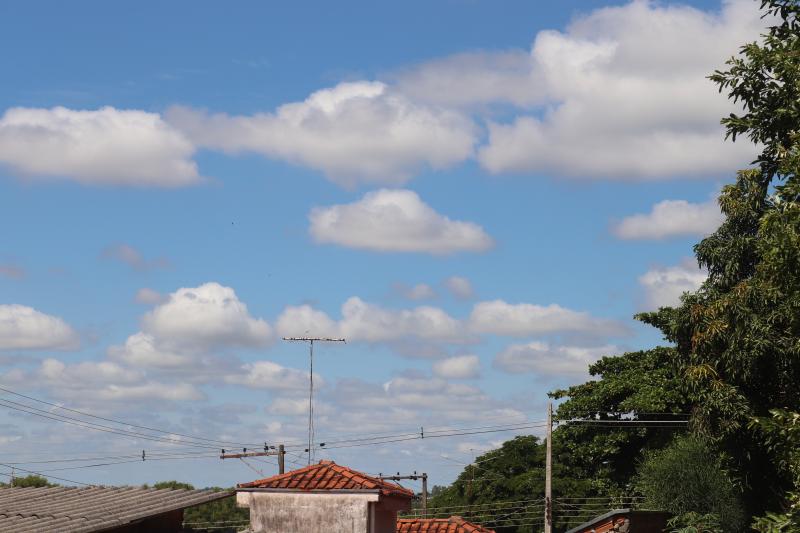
397,516 -> 496,533
238,460 -> 414,499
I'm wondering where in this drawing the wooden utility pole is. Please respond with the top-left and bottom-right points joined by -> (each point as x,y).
283,336 -> 345,465
545,400 -> 553,533
220,445 -> 287,474
378,472 -> 428,516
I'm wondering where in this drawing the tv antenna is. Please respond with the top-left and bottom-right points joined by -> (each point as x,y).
283,336 -> 345,464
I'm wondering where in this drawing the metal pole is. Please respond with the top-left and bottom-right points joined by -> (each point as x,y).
278,444 -> 285,475
422,473 -> 428,518
308,340 -> 314,465
545,400 -> 553,533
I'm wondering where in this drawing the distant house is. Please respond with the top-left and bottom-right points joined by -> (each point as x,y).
0,485 -> 232,532
236,460 -> 414,533
564,509 -> 669,533
397,515 -> 496,533
236,460 -> 497,533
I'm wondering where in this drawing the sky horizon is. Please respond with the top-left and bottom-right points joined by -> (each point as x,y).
0,0 -> 765,490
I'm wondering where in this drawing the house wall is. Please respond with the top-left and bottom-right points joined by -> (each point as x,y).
238,491 -> 399,533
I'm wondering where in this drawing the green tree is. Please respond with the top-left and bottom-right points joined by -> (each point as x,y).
635,0 -> 800,518
8,474 -> 55,488
551,347 -> 690,495
148,480 -> 248,532
634,436 -> 744,532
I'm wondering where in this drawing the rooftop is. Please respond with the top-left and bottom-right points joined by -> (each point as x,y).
237,459 -> 414,499
396,516 -> 497,533
0,485 -> 232,533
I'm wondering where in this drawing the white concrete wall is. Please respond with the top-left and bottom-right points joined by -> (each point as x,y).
238,491 -> 390,533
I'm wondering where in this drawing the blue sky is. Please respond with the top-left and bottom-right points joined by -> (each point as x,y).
0,0 -> 764,489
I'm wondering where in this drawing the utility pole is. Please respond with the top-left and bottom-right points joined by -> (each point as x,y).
545,400 -> 553,533
220,445 -> 287,474
378,472 -> 428,517
283,337 -> 345,465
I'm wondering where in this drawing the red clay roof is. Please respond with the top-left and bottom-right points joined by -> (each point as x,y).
397,516 -> 496,533
237,460 -> 414,498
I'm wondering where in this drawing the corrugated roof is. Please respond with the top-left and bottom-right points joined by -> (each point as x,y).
0,486 -> 232,533
237,460 -> 414,499
397,516 -> 497,533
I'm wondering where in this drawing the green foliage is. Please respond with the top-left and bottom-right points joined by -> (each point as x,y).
667,512 -> 724,533
183,488 -> 249,533
152,480 -> 194,490
551,347 -> 691,493
750,410 -> 800,531
634,436 -> 744,532
635,0 -> 800,519
148,481 -> 248,532
9,474 -> 56,488
426,436 -> 595,533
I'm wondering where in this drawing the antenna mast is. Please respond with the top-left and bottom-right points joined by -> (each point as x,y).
283,336 -> 345,464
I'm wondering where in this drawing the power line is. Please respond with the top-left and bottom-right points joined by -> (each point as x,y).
0,385 -> 262,448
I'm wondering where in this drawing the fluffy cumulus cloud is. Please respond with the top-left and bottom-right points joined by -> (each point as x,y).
167,82 -> 476,188
277,297 -> 464,344
494,341 -> 616,376
469,300 -> 629,338
444,276 -> 474,299
613,197 -> 723,239
433,354 -> 481,379
109,282 -> 274,378
224,361 -> 311,391
141,282 -> 272,351
0,304 -> 79,350
0,106 -> 200,187
396,0 -> 763,179
309,189 -> 493,254
638,259 -> 707,309
3,358 -> 203,402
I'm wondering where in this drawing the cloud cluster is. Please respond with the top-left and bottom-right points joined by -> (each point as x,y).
309,189 -> 494,254
613,198 -> 723,240
167,82 -> 476,188
399,0 -> 762,179
638,259 -> 707,309
494,341 -> 616,376
0,304 -> 79,351
0,106 -> 200,187
469,300 -> 629,338
276,297 -> 464,344
433,355 -> 480,379
102,244 -> 170,272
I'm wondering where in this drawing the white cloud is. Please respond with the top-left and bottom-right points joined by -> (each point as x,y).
397,0 -> 763,179
433,355 -> 480,379
396,283 -> 436,301
0,106 -> 200,187
8,358 -> 204,403
276,297 -> 464,344
141,282 -> 272,351
494,341 -> 616,376
613,198 -> 723,239
134,288 -> 165,305
107,332 -> 191,368
225,361 -> 311,391
469,300 -> 628,338
0,304 -> 79,351
444,276 -> 474,299
309,189 -> 493,254
167,81 -> 475,188
638,259 -> 707,309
